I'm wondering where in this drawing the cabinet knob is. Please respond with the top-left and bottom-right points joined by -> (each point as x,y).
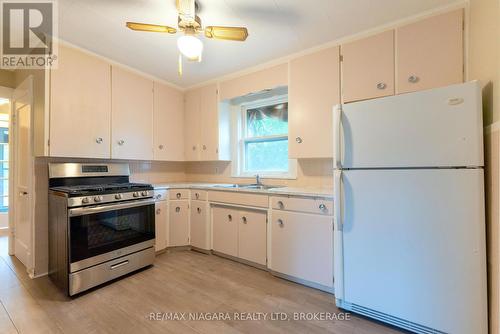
376,82 -> 387,90
175,207 -> 181,213
176,192 -> 181,199
277,219 -> 284,227
159,144 -> 164,150
277,201 -> 284,209
197,207 -> 201,214
195,193 -> 199,199
202,145 -> 207,150
118,139 -> 125,146
192,145 -> 197,151
319,203 -> 327,212
156,208 -> 161,214
242,216 -> 247,224
227,214 -> 232,221
295,137 -> 303,144
96,137 -> 103,144
155,194 -> 161,200
408,75 -> 419,84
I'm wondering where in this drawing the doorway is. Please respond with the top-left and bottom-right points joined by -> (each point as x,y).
0,88 -> 10,238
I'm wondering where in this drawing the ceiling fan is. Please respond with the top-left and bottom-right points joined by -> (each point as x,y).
126,0 -> 249,75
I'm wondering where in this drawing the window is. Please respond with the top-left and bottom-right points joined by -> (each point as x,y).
234,95 -> 296,178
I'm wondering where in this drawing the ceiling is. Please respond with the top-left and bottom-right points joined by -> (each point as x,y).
58,0 -> 460,88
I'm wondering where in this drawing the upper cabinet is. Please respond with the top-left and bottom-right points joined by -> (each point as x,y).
184,84 -> 230,161
153,82 -> 184,161
341,30 -> 395,103
396,9 -> 464,94
49,45 -> 111,158
111,67 -> 154,160
289,46 -> 340,159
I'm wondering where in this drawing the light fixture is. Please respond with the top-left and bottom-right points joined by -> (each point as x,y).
177,35 -> 203,61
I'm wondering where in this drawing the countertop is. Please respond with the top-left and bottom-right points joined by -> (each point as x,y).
152,182 -> 333,199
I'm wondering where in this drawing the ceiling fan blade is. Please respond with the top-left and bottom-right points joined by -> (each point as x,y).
126,22 -> 177,34
176,0 -> 196,22
204,26 -> 248,41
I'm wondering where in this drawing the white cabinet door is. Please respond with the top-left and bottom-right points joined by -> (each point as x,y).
50,45 -> 111,158
111,66 -> 153,160
153,82 -> 184,161
154,201 -> 168,251
270,210 -> 333,288
212,206 -> 238,257
200,84 -> 219,161
238,210 -> 267,265
184,88 -> 201,161
190,200 -> 209,250
168,200 -> 189,247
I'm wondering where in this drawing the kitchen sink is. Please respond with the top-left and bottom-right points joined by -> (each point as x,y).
211,183 -> 283,190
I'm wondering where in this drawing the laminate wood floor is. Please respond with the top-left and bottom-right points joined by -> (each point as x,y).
0,237 -> 405,334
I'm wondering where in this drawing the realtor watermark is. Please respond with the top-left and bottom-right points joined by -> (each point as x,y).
148,312 -> 352,322
0,0 -> 58,69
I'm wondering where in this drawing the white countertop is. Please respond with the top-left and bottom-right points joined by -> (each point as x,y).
152,182 -> 333,199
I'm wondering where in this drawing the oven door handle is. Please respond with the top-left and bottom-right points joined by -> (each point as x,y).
69,199 -> 156,217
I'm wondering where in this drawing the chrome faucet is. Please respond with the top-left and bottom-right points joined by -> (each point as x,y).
255,174 -> 262,185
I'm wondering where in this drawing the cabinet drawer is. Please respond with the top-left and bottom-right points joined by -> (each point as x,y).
191,189 -> 207,201
208,191 -> 268,208
169,189 -> 189,200
153,189 -> 168,201
271,196 -> 333,215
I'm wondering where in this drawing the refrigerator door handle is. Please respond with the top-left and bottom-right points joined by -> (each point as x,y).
333,105 -> 342,169
333,170 -> 344,300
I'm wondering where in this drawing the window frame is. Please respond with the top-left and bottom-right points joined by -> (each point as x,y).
233,94 -> 297,179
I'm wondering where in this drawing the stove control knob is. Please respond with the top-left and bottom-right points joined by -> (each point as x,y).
94,196 -> 103,203
81,197 -> 90,204
141,191 -> 148,197
133,192 -> 140,198
115,194 -> 123,200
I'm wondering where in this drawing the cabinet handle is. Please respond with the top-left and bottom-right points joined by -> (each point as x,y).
195,193 -> 199,199
96,137 -> 103,144
197,207 -> 201,214
277,219 -> 284,227
156,208 -> 161,214
192,145 -> 197,151
202,145 -> 207,150
175,207 -> 180,213
242,216 -> 247,224
118,139 -> 125,146
176,192 -> 181,199
227,214 -> 232,221
158,144 -> 164,150
376,82 -> 386,90
295,137 -> 303,144
319,204 -> 327,212
408,75 -> 419,84
277,201 -> 284,209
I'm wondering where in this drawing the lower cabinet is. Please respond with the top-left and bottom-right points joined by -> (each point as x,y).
154,201 -> 168,251
212,206 -> 267,265
169,200 -> 190,247
190,200 -> 209,250
270,210 -> 334,288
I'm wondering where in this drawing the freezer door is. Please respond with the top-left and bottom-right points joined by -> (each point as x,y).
335,81 -> 483,168
336,169 -> 487,334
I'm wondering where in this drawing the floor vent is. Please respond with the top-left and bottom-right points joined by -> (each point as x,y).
351,304 -> 447,334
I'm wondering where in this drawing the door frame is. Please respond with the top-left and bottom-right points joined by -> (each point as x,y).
9,76 -> 35,277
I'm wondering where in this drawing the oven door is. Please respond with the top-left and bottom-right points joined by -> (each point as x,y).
68,199 -> 155,272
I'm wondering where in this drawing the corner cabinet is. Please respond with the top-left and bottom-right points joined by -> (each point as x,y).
153,82 -> 184,161
184,84 -> 230,161
288,46 -> 340,159
49,45 -> 111,158
111,67 -> 153,160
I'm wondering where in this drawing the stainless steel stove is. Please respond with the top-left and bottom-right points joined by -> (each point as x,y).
48,163 -> 155,296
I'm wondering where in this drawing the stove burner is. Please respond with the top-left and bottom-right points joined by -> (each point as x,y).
51,182 -> 153,195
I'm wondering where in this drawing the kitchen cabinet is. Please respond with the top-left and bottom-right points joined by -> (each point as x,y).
237,209 -> 267,265
288,46 -> 340,158
168,200 -> 189,247
270,210 -> 333,288
154,201 -> 168,251
49,45 -> 111,158
190,200 -> 209,250
341,30 -> 395,103
396,9 -> 463,94
111,66 -> 153,160
184,84 -> 230,161
153,82 -> 184,161
212,206 -> 238,257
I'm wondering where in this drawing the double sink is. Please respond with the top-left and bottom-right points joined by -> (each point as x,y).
211,183 -> 284,191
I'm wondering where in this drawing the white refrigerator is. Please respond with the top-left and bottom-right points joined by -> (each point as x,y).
333,81 -> 487,334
